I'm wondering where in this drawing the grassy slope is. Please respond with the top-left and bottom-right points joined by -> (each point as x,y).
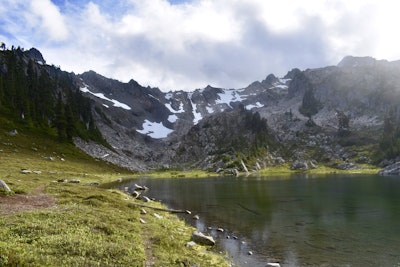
0,126 -> 229,266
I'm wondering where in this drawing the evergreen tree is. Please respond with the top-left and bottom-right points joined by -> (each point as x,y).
299,88 -> 321,126
54,92 -> 67,141
299,88 -> 321,119
380,108 -> 400,159
336,110 -> 350,136
65,104 -> 76,142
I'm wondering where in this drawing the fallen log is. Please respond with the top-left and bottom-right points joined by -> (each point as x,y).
128,202 -> 190,214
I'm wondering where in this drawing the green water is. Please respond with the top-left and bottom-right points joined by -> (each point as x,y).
122,174 -> 400,267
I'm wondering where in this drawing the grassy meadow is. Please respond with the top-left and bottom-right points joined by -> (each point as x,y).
0,126 -> 230,267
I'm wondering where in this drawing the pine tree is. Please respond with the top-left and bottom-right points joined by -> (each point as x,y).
336,110 -> 350,136
54,92 -> 67,141
380,108 -> 400,159
65,104 -> 76,142
299,88 -> 321,126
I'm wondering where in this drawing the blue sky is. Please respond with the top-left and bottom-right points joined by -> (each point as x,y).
1,0 -> 400,91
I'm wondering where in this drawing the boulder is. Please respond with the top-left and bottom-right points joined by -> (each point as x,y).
309,160 -> 318,169
134,183 -> 148,191
240,160 -> 249,173
378,162 -> 400,176
131,191 -> 141,199
337,162 -> 360,170
8,129 -> 18,136
0,180 -> 11,192
185,241 -> 196,248
153,213 -> 163,219
191,231 -> 215,246
274,157 -> 285,165
141,196 -> 151,202
291,160 -> 308,170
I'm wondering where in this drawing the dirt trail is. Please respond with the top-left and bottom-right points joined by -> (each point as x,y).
0,185 -> 56,215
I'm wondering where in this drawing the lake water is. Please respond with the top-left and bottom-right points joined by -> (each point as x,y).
117,174 -> 400,267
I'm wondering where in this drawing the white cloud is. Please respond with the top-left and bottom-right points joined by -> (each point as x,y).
1,0 -> 400,91
28,0 -> 69,42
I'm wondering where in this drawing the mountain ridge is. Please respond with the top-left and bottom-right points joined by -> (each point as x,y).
1,46 -> 400,173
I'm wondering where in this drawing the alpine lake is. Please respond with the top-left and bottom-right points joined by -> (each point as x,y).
113,174 -> 400,267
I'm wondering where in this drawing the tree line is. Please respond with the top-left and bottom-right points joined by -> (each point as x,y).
0,47 -> 105,144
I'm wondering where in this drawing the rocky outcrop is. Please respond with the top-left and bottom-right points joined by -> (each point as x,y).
291,160 -> 318,171
378,162 -> 400,176
25,47 -> 45,63
337,162 -> 360,170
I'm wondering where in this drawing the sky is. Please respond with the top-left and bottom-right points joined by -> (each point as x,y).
1,0 -> 400,92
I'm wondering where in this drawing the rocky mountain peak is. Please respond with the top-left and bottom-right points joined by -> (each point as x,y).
25,47 -> 45,64
261,74 -> 278,86
337,56 -> 383,68
284,68 -> 302,79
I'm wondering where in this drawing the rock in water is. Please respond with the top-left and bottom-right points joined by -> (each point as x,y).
0,180 -> 11,192
191,231 -> 216,246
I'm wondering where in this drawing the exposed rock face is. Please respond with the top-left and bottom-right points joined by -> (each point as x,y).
378,162 -> 400,176
25,47 -> 45,63
70,56 -> 400,171
173,107 -> 277,170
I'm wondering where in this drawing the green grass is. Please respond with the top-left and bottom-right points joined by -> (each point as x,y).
0,128 -> 230,267
143,169 -> 220,178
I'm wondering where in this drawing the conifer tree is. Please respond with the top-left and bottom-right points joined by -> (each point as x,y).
299,88 -> 321,126
54,92 -> 67,140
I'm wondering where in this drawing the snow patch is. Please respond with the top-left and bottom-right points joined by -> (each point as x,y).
165,93 -> 173,100
165,102 -> 185,113
80,86 -> 131,110
136,120 -> 173,139
206,106 -> 214,113
192,103 -> 203,124
216,89 -> 246,107
272,84 -> 288,89
279,78 -> 291,83
168,114 -> 178,123
188,93 -> 202,124
148,94 -> 160,102
80,86 -> 90,93
246,102 -> 264,110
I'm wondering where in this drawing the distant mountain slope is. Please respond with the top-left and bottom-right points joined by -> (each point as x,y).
2,46 -> 400,171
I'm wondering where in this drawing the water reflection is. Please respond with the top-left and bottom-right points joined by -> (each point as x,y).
114,174 -> 400,267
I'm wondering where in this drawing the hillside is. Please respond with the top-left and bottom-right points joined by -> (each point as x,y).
1,46 -> 400,173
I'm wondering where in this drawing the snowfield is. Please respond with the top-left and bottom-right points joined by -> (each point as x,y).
80,86 -> 131,110
136,120 -> 173,139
